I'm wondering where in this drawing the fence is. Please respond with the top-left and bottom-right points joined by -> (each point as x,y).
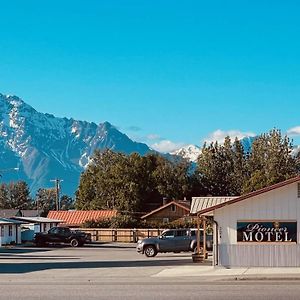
79,228 -> 165,243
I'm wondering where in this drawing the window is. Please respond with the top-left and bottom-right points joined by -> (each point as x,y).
0,226 -> 4,237
48,227 -> 59,234
175,230 -> 188,237
163,218 -> 169,224
171,204 -> 176,212
163,230 -> 174,238
8,225 -> 13,237
43,223 -> 47,232
298,183 -> 300,198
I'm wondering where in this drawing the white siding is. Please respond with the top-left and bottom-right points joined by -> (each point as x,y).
215,183 -> 300,267
0,224 -> 20,245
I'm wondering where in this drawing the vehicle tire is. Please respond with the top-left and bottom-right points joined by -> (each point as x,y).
144,245 -> 157,257
70,238 -> 79,247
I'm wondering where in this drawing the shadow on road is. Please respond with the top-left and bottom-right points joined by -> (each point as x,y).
0,258 -> 211,274
0,248 -> 53,255
0,255 -> 80,260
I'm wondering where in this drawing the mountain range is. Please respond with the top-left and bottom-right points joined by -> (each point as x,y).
0,94 -> 151,195
1,93 -> 299,196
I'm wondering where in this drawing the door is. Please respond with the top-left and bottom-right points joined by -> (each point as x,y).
174,229 -> 191,251
47,227 -> 61,243
159,230 -> 176,252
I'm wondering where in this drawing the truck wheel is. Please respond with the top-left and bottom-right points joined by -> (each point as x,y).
144,245 -> 157,257
70,238 -> 79,247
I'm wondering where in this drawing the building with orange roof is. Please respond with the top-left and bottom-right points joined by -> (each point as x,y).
47,210 -> 117,227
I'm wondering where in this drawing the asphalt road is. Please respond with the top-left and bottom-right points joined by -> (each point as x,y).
0,244 -> 300,300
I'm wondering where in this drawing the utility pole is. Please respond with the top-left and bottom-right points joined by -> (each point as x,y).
50,178 -> 63,211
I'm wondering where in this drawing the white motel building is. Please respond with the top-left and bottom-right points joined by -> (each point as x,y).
191,176 -> 300,268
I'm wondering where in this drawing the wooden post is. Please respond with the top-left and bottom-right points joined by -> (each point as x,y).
197,215 -> 200,254
203,218 -> 207,259
192,214 -> 204,263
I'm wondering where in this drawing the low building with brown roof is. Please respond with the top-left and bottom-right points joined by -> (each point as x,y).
141,200 -> 191,225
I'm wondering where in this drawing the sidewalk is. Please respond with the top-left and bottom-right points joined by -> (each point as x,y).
154,265 -> 300,280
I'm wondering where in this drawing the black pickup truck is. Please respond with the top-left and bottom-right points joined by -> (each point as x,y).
34,227 -> 91,247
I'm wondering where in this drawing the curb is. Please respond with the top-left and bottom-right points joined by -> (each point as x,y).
222,276 -> 300,281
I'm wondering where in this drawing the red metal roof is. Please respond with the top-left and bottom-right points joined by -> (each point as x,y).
193,176 -> 300,216
47,210 -> 117,226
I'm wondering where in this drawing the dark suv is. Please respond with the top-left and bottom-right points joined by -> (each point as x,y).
34,227 -> 91,247
136,228 -> 212,257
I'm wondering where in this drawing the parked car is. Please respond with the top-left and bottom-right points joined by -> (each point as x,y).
136,228 -> 213,257
34,226 -> 91,247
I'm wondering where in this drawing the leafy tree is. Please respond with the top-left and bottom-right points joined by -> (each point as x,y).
0,184 -> 9,209
243,129 -> 297,193
7,181 -> 33,209
231,138 -> 249,194
35,188 -> 56,217
0,181 -> 32,209
196,136 -> 248,196
152,155 -> 191,200
76,149 -> 127,210
75,149 -> 194,213
60,195 -> 74,211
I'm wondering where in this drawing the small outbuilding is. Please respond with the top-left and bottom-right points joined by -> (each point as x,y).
191,176 -> 300,268
0,218 -> 23,246
11,217 -> 62,242
141,200 -> 191,225
0,209 -> 41,218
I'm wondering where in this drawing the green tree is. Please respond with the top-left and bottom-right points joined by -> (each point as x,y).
35,188 -> 56,217
243,129 -> 297,193
152,155 -> 191,200
75,150 -> 194,213
60,195 -> 74,211
197,136 -> 247,196
0,184 -> 9,209
7,181 -> 33,209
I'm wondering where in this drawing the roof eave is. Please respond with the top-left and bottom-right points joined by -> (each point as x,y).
194,176 -> 300,216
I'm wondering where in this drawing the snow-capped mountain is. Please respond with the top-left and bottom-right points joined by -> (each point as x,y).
292,145 -> 300,157
171,145 -> 201,162
0,94 -> 151,195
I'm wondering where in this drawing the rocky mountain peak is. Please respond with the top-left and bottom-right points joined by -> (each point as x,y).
0,93 -> 152,195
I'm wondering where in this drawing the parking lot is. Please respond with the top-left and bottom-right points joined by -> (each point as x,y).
1,245 -> 300,300
0,243 -> 207,277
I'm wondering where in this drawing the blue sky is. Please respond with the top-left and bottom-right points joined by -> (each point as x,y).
1,1 -> 300,152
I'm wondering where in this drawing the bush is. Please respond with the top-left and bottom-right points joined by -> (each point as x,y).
82,218 -> 112,228
82,215 -> 210,230
82,215 -> 140,228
